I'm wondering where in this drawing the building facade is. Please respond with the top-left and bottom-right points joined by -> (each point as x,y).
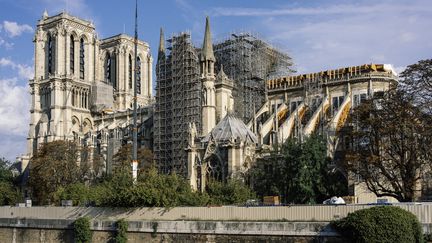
185,18 -> 258,191
250,64 -> 399,203
23,11 -> 153,172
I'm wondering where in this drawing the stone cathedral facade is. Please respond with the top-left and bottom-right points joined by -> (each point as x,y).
22,11 -> 153,171
185,18 -> 258,191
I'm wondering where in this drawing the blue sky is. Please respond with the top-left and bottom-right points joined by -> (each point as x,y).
0,0 -> 431,161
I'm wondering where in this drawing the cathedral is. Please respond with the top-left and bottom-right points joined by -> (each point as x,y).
22,11 -> 153,173
184,18 -> 258,191
21,11 -> 405,202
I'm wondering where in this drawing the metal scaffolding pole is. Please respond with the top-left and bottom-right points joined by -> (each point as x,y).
132,0 -> 138,181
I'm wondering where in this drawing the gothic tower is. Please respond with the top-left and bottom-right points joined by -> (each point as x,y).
29,12 -> 97,156
27,11 -> 153,159
200,17 -> 216,136
215,65 -> 234,122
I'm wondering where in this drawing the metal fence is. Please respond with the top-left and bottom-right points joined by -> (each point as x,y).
1,204 -> 431,223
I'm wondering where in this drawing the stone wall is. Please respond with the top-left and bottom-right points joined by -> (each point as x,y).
0,228 -> 346,243
0,219 -> 346,243
1,204 -> 431,223
0,205 -> 431,242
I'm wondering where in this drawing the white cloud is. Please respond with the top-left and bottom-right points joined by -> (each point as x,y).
400,32 -> 416,43
0,57 -> 33,79
0,37 -> 14,49
393,66 -> 406,75
2,21 -> 33,38
0,135 -> 27,162
175,0 -> 203,36
0,58 -> 14,66
18,65 -> 33,80
211,2 -> 432,17
250,1 -> 432,74
40,0 -> 93,20
0,58 -> 32,160
0,78 -> 30,136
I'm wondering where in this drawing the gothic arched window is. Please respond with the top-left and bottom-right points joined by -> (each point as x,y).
70,35 -> 75,74
47,34 -> 53,75
136,56 -> 141,94
105,53 -> 111,84
111,53 -> 116,89
128,54 -> 132,90
79,38 -> 85,79
72,89 -> 75,106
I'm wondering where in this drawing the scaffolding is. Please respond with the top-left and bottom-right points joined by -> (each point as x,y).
154,31 -> 293,175
214,33 -> 294,121
154,32 -> 200,175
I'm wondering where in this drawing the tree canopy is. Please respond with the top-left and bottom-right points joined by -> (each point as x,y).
249,135 -> 347,204
111,143 -> 153,174
29,140 -> 88,204
345,89 -> 432,202
31,141 -> 253,207
0,157 -> 21,205
399,59 -> 432,113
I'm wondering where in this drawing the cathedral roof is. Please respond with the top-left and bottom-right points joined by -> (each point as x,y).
202,113 -> 258,145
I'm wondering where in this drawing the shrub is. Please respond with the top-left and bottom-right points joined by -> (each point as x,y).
425,233 -> 432,242
115,219 -> 128,243
332,206 -> 423,243
74,217 -> 92,243
206,179 -> 255,205
0,181 -> 21,206
54,183 -> 90,206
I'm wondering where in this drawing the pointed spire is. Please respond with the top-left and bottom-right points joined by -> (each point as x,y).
158,28 -> 165,54
200,16 -> 215,62
42,9 -> 49,19
216,64 -> 228,80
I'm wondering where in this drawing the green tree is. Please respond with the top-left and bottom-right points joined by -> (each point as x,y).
115,219 -> 128,243
29,141 -> 89,205
0,157 -> 14,182
0,157 -> 21,205
0,181 -> 20,205
112,144 -> 154,175
54,183 -> 91,206
345,89 -> 432,202
332,206 -> 423,243
206,179 -> 255,205
74,217 -> 92,243
91,167 -> 207,207
249,135 -> 347,204
399,59 -> 432,113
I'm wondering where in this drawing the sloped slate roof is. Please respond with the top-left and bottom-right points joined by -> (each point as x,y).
202,113 -> 258,145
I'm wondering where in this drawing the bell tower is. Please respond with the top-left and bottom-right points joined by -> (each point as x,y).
28,11 -> 96,155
